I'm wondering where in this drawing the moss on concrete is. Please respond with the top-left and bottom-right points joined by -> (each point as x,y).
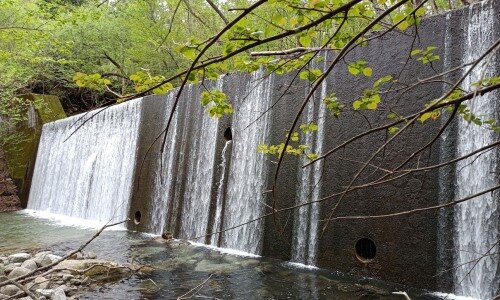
3,94 -> 66,205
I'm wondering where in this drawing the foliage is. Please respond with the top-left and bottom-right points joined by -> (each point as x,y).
200,89 -> 233,117
2,0 -> 493,162
258,124 -> 319,160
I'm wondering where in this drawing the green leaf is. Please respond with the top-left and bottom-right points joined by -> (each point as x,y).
353,100 -> 362,110
348,66 -> 360,75
362,67 -> 373,77
299,35 -> 312,47
388,126 -> 399,134
410,49 -> 422,56
419,112 -> 432,123
180,47 -> 197,60
272,14 -> 286,26
387,112 -> 398,120
307,153 -> 318,161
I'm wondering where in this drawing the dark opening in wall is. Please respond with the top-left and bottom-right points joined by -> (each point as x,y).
224,127 -> 232,141
355,238 -> 376,262
134,211 -> 142,225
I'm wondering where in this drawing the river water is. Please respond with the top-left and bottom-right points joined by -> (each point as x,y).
0,211 -> 453,300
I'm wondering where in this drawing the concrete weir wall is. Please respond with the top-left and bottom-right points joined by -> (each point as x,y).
28,1 -> 499,295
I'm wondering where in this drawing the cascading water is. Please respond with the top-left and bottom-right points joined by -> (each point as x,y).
453,2 -> 499,299
179,80 -> 222,240
149,92 -> 180,235
28,99 -> 142,226
221,70 -> 273,254
210,140 -> 231,246
291,61 -> 327,265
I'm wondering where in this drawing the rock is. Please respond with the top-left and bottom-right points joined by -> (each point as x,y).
0,275 -> 7,283
84,252 -> 97,259
8,253 -> 31,264
68,252 -> 84,260
35,289 -> 53,298
33,251 -> 51,259
35,254 -> 61,267
69,278 -> 81,286
20,259 -> 37,271
7,267 -> 31,279
58,284 -> 69,292
0,257 -> 8,264
51,286 -> 67,300
0,284 -> 20,296
0,293 -> 9,300
34,276 -> 48,284
28,276 -> 50,290
62,274 -> 74,282
3,263 -> 20,274
39,297 -> 47,300
55,259 -> 109,272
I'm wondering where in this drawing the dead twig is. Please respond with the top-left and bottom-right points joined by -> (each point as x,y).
177,274 -> 214,300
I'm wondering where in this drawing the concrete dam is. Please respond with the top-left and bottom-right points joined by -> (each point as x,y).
26,1 -> 499,298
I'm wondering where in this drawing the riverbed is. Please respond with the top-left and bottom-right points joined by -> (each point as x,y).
0,211 -> 452,299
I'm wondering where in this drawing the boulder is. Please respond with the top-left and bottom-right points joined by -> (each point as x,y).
83,252 -> 97,259
28,276 -> 49,290
35,289 -> 53,298
0,284 -> 20,296
4,263 -> 20,274
68,252 -> 84,260
7,267 -> 31,279
35,254 -> 61,267
55,259 -> 109,272
51,286 -> 67,300
8,253 -> 31,264
33,251 -> 51,259
69,278 -> 81,286
62,274 -> 74,282
20,259 -> 37,271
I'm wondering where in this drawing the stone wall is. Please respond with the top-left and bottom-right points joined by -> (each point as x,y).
0,150 -> 21,212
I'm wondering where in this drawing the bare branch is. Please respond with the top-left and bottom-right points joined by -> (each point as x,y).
250,47 -> 330,57
205,0 -> 229,24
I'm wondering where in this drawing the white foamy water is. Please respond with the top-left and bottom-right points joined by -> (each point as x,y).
22,209 -> 126,230
28,99 -> 142,226
221,69 -> 273,254
189,241 -> 261,258
179,80 -> 222,241
291,58 -> 328,265
453,2 -> 499,299
211,140 -> 232,246
150,92 -> 180,235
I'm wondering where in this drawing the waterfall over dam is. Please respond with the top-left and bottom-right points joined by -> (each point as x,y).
453,2 -> 499,299
26,1 -> 499,296
28,99 -> 142,226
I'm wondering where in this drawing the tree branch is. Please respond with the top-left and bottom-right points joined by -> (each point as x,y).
205,0 -> 228,24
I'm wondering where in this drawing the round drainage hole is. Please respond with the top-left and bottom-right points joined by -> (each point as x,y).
224,127 -> 232,141
134,211 -> 142,225
355,238 -> 376,262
